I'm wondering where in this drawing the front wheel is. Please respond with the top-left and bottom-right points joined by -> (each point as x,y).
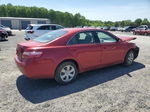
123,50 -> 135,66
55,61 -> 78,84
0,35 -> 7,41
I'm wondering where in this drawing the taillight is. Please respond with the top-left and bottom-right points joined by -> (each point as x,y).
22,51 -> 43,58
27,30 -> 34,34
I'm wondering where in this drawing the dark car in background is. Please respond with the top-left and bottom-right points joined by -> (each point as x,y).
0,28 -> 8,41
124,26 -> 136,32
109,27 -> 118,31
102,27 -> 110,30
0,25 -> 12,36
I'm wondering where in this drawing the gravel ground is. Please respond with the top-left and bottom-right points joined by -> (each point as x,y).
0,31 -> 150,112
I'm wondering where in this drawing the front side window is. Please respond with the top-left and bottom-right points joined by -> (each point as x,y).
96,32 -> 117,43
69,32 -> 95,45
34,30 -> 68,43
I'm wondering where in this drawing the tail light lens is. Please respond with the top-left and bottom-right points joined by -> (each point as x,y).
22,51 -> 43,58
27,30 -> 34,34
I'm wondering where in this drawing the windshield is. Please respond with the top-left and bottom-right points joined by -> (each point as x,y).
33,30 -> 68,43
26,25 -> 33,30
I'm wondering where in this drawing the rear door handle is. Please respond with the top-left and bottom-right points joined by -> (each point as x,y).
70,48 -> 77,51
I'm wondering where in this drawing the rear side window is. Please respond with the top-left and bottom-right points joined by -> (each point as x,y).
38,25 -> 50,30
33,30 -> 68,43
69,31 -> 96,45
26,25 -> 33,30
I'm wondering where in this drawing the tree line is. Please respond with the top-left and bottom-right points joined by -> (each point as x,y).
0,4 -> 150,27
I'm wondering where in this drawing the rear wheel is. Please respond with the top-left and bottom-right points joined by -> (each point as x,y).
123,50 -> 135,66
144,32 -> 148,36
133,32 -> 137,35
55,61 -> 78,84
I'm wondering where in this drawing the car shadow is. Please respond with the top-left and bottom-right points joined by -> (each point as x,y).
16,62 -> 145,104
0,39 -> 8,42
9,34 -> 16,36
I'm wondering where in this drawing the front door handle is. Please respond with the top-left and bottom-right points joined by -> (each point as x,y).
103,47 -> 107,49
103,47 -> 116,50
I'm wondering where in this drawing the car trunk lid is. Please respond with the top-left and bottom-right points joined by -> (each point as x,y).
118,36 -> 136,42
16,41 -> 46,61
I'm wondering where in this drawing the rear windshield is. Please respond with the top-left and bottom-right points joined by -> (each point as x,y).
33,30 -> 68,43
26,25 -> 33,30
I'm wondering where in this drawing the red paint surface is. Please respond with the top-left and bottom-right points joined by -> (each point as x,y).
133,29 -> 150,35
15,28 -> 138,79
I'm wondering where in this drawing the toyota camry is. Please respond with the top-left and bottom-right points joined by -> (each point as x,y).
15,28 -> 139,84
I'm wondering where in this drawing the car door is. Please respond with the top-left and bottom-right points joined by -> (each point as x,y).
95,31 -> 125,66
67,31 -> 102,70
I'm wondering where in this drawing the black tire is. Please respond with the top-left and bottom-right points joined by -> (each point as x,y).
55,61 -> 78,84
133,32 -> 136,35
0,36 -> 5,41
2,36 -> 7,41
123,50 -> 135,66
0,36 -> 2,41
144,32 -> 148,36
0,34 -> 7,41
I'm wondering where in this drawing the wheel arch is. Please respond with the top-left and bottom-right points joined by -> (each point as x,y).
55,59 -> 80,74
126,47 -> 139,59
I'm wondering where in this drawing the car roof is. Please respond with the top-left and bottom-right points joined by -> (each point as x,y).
29,24 -> 62,26
61,28 -> 105,33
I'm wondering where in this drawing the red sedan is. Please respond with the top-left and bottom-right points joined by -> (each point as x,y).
133,29 -> 150,36
15,28 -> 139,84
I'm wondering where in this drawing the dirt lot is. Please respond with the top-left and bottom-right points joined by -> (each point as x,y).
0,31 -> 150,112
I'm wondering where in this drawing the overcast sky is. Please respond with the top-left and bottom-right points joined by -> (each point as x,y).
0,0 -> 150,21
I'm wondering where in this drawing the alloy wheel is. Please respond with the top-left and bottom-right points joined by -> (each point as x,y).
127,51 -> 134,65
60,65 -> 76,82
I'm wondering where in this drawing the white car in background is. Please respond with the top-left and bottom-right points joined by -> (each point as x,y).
25,24 -> 64,40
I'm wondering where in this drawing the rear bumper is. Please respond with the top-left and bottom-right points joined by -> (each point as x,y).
15,56 -> 55,79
